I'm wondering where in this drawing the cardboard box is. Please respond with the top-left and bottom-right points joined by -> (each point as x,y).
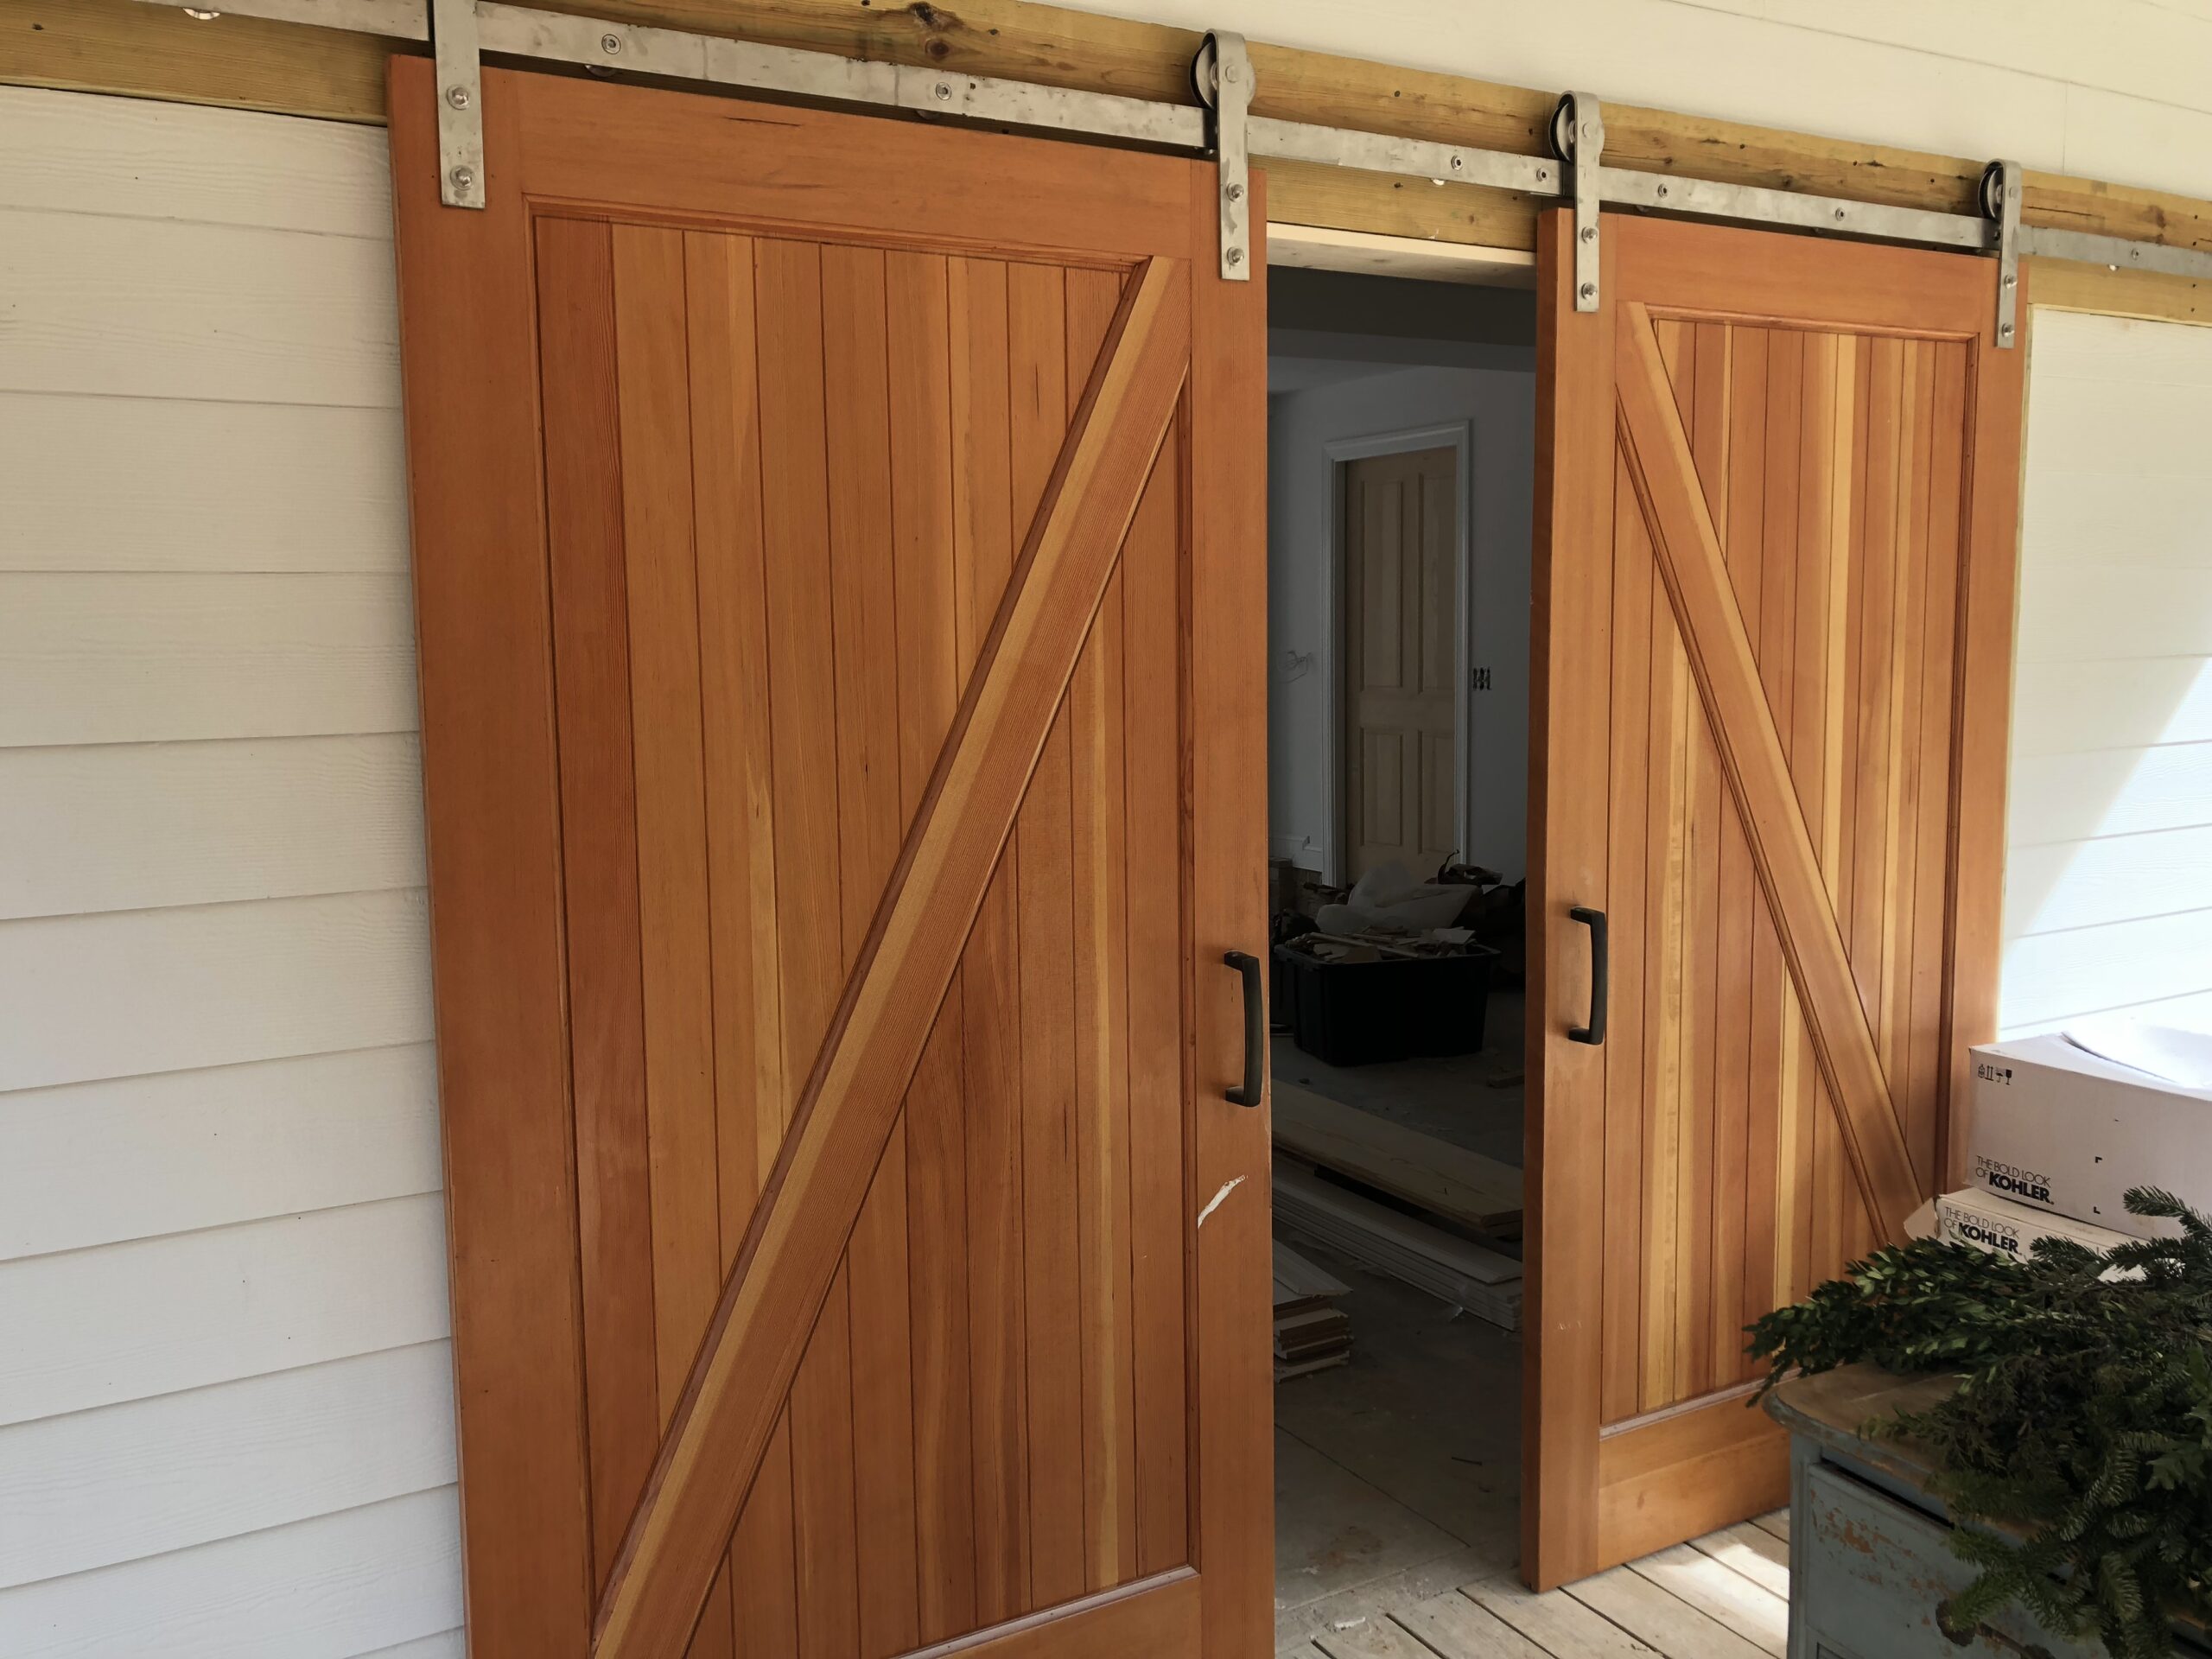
1935,1187 -> 2135,1274
1967,1033 -> 2212,1239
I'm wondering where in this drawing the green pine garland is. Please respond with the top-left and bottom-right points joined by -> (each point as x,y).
1748,1188 -> 2212,1659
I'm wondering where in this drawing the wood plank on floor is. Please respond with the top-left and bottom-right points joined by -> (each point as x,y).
1393,1588 -> 1554,1658
1314,1611 -> 1435,1659
1566,1565 -> 1771,1659
1688,1520 -> 1791,1599
1623,1547 -> 1787,1657
1276,1548 -> 1497,1649
1751,1508 -> 1789,1543
1465,1573 -> 1662,1657
1272,1083 -> 1522,1232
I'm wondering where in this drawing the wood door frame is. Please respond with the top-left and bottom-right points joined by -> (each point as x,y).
1522,206 -> 2028,1590
1323,421 -> 1475,884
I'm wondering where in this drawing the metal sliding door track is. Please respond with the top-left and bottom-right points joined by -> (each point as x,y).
137,0 -> 2212,339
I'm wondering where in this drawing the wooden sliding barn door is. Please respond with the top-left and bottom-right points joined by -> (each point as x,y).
1523,211 -> 2024,1586
389,60 -> 1268,1659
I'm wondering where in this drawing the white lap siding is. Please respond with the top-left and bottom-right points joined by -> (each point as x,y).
2001,310 -> 2212,1037
0,86 -> 461,1656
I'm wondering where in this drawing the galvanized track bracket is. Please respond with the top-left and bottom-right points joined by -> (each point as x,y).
431,0 -> 485,208
1555,92 -> 1605,310
1195,31 -> 1254,281
1985,159 -> 2024,346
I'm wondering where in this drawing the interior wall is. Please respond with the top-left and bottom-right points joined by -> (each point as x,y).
1085,0 -> 2212,203
1268,360 -> 1537,882
0,86 -> 461,1657
2000,308 -> 2212,1038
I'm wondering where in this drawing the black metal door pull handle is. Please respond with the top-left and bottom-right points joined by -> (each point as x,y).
1568,906 -> 1607,1046
1223,950 -> 1265,1105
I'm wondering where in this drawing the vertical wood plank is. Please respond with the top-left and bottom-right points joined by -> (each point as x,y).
685,227 -> 782,1658
1065,263 -> 1139,1593
1743,327 -> 1801,1366
1912,345 -> 1969,1196
686,228 -> 783,1350
1850,337 -> 1901,1043
1122,414 -> 1190,1579
1601,448 -> 1653,1428
612,223 -> 721,1428
821,240 -> 922,1659
950,250 -> 1032,1627
1640,602 -> 1687,1413
886,247 -> 979,1646
537,215 -> 660,1589
731,1419 -> 800,1659
1007,257 -> 1087,1613
1884,344 -> 1931,1186
753,233 -> 846,1659
1711,324 -> 1765,1383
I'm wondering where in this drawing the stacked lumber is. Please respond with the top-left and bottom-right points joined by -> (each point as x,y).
1269,1083 -> 1525,1332
1272,1240 -> 1352,1381
1274,1164 -> 1524,1332
1271,1083 -> 1522,1236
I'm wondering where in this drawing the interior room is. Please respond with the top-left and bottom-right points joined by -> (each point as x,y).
1262,263 -> 1544,1638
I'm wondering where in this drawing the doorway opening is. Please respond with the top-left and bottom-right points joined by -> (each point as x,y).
1262,264 -> 1540,1641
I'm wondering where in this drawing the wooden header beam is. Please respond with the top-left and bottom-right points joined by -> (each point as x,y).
9,0 -> 2212,280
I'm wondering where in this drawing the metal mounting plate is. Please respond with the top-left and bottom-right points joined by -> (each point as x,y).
431,0 -> 484,208
1986,159 -> 2024,347
1198,31 -> 1254,281
1559,92 -> 1605,311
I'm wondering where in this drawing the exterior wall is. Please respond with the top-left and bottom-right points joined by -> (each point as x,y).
1267,362 -> 1537,880
1090,0 -> 2212,203
1999,309 -> 2212,1038
0,86 -> 461,1656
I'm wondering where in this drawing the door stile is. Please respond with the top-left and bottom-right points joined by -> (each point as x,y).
1524,205 -> 1614,1592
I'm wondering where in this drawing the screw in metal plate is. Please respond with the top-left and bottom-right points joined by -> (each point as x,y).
2000,321 -> 2015,336
1226,246 -> 1244,266
933,82 -> 952,100
601,32 -> 621,53
1579,282 -> 1597,299
1536,168 -> 1548,182
446,85 -> 471,110
1450,156 -> 1464,172
449,165 -> 475,192
1580,226 -> 1596,243
2004,273 -> 2017,289
1656,182 -> 1669,199
1224,62 -> 1241,83
1225,181 -> 1244,202
1834,207 -> 1847,220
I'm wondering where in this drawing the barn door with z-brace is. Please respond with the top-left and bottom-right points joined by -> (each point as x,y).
1524,209 -> 2025,1587
390,60 -> 1270,1659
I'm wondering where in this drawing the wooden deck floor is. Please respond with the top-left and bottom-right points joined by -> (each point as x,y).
1276,1511 -> 1792,1659
1274,1237 -> 1793,1659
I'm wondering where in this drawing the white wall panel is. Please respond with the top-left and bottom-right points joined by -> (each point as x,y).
0,1342 -> 455,1587
0,1045 -> 441,1261
0,394 -> 410,572
0,889 -> 434,1092
0,1194 -> 451,1427
0,1488 -> 462,1659
0,207 -> 399,406
2002,309 -> 2212,1037
0,86 -> 455,1655
0,85 -> 391,235
0,574 -> 418,746
0,735 -> 427,919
